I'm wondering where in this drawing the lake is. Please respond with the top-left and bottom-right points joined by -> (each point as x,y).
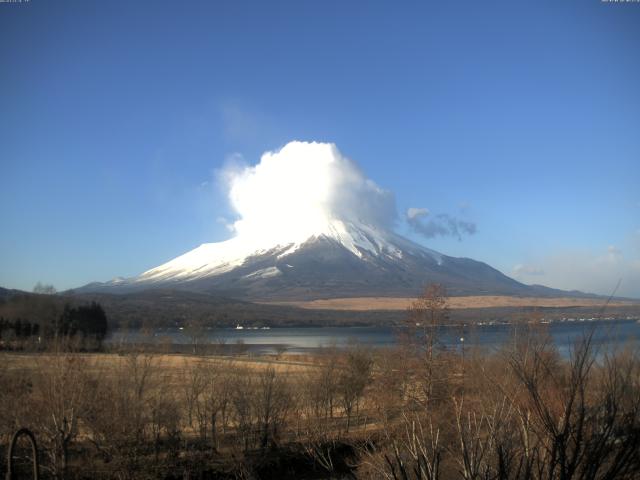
107,318 -> 640,356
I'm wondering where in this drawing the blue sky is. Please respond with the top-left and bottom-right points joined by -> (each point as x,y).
1,0 -> 639,297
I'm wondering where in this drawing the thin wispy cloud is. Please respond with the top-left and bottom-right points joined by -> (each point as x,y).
407,207 -> 429,220
513,245 -> 640,298
608,245 -> 622,257
513,264 -> 545,276
220,103 -> 281,148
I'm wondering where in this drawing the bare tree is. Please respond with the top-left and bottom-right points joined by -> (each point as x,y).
338,345 -> 373,432
449,396 -> 516,480
498,328 -> 640,480
186,359 -> 235,451
306,346 -> 340,421
370,347 -> 413,429
30,343 -> 90,479
83,352 -> 158,476
182,358 -> 205,431
406,284 -> 450,407
33,282 -> 57,295
362,413 -> 442,480
254,366 -> 293,449
229,368 -> 256,451
184,318 -> 208,355
149,391 -> 181,461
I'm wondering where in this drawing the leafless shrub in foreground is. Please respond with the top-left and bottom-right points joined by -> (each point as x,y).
28,342 -> 91,479
361,413 -> 442,480
338,345 -> 373,433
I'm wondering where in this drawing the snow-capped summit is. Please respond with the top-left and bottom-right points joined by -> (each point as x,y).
137,219 -> 440,284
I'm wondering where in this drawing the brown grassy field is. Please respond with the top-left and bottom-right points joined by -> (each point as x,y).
2,332 -> 640,480
0,351 -> 318,377
263,295 -> 639,311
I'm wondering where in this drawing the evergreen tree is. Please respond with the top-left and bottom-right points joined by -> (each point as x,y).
58,302 -> 108,342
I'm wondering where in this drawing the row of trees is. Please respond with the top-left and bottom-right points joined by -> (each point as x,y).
0,318 -> 40,338
0,300 -> 108,347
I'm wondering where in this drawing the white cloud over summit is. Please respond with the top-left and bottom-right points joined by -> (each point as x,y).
218,141 -> 396,244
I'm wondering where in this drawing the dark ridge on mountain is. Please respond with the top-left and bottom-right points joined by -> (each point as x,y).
0,286 -> 31,302
0,287 -> 12,302
68,288 -> 640,329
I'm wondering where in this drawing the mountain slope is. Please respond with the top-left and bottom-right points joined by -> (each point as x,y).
79,219 -> 574,301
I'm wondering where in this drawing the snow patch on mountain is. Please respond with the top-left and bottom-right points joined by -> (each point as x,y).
243,266 -> 282,280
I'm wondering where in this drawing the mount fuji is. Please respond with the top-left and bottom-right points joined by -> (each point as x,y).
80,218 -> 566,301
78,141 -> 572,301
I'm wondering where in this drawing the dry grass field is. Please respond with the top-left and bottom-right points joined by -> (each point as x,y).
0,351 -> 319,378
2,330 -> 640,479
264,295 -> 639,311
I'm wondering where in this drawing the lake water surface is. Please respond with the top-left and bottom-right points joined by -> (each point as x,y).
108,318 -> 640,356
